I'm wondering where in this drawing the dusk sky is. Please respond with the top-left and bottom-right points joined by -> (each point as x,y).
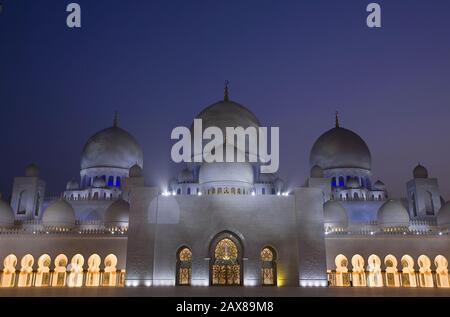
1,0 -> 450,199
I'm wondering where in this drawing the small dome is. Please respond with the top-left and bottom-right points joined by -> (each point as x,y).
177,168 -> 194,183
377,200 -> 410,227
92,176 -> 106,188
0,198 -> 14,227
25,164 -> 40,177
438,202 -> 450,226
310,165 -> 324,178
105,200 -> 129,228
129,164 -> 143,178
42,200 -> 75,228
66,180 -> 79,190
258,173 -> 275,184
346,177 -> 360,189
373,180 -> 386,191
323,200 -> 348,227
413,164 -> 428,179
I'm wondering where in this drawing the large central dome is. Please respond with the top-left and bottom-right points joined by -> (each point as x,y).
310,119 -> 371,171
81,118 -> 143,170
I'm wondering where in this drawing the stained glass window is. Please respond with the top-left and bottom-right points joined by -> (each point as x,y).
212,239 -> 240,285
261,247 -> 276,286
177,248 -> 192,286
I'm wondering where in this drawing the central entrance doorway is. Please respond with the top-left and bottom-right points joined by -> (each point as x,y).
210,232 -> 242,286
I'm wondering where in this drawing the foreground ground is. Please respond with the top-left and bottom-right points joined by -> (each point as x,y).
1,286 -> 450,297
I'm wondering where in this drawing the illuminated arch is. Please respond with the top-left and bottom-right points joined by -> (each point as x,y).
35,254 -> 51,287
334,254 -> 350,287
67,254 -> 84,287
86,254 -> 101,287
434,255 -> 449,288
176,247 -> 192,286
103,254 -> 118,286
367,254 -> 383,287
261,247 -> 277,286
400,255 -> 417,287
418,255 -> 433,288
1,254 -> 17,287
210,232 -> 243,286
351,254 -> 366,287
52,254 -> 68,287
18,254 -> 34,287
384,254 -> 400,287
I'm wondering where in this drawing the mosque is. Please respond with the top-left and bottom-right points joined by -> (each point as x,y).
1,86 -> 450,290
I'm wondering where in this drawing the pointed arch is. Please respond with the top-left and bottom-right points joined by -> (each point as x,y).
384,254 -> 400,287
1,254 -> 17,287
18,254 -> 34,287
334,254 -> 350,286
261,246 -> 277,286
351,254 -> 366,287
400,255 -> 417,287
367,254 -> 383,287
103,254 -> 118,286
418,255 -> 433,287
176,246 -> 192,286
86,254 -> 101,287
210,231 -> 243,286
434,255 -> 449,288
35,254 -> 51,287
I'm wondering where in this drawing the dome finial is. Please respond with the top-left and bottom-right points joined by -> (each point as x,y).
224,80 -> 230,101
335,111 -> 340,128
113,111 -> 118,127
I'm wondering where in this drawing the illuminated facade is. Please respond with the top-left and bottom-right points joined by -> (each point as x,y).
1,89 -> 450,290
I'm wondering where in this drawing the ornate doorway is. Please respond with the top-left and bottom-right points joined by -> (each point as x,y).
210,233 -> 242,286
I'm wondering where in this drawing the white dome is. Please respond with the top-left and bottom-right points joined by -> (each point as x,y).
92,176 -> 106,188
199,162 -> 254,186
66,180 -> 79,190
323,200 -> 348,227
105,200 -> 129,228
42,200 -> 75,228
25,164 -> 40,177
377,200 -> 410,227
0,199 -> 14,227
177,168 -> 194,183
438,202 -> 450,226
129,164 -> 143,178
81,123 -> 143,171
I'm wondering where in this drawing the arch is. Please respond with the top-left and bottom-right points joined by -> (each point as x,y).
210,232 -> 243,286
86,254 -> 101,287
52,254 -> 68,287
17,191 -> 26,214
384,254 -> 400,287
418,255 -> 433,287
331,177 -> 336,188
351,254 -> 366,287
400,255 -> 417,287
67,254 -> 84,287
93,192 -> 99,200
187,188 -> 191,195
18,254 -> 34,287
177,188 -> 181,195
367,254 -> 383,287
434,255 -> 449,288
261,247 -> 277,286
353,192 -> 359,199
1,254 -> 17,287
425,191 -> 434,215
35,254 -> 51,287
108,176 -> 114,187
262,188 -> 266,195
176,247 -> 192,286
334,254 -> 350,286
338,176 -> 345,187
103,254 -> 118,286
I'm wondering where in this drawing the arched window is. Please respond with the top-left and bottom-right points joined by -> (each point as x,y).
262,188 -> 266,195
17,191 -> 25,215
418,255 -> 433,287
353,192 -> 359,199
331,177 -> 337,188
367,254 -> 383,287
67,254 -> 84,287
237,188 -> 241,194
384,255 -> 400,287
116,177 -> 121,188
86,254 -> 101,287
52,254 -> 68,287
211,233 -> 242,286
334,254 -> 350,286
177,188 -> 181,195
338,177 -> 345,187
411,194 -> 417,217
93,192 -> 99,200
35,192 -> 41,216
108,176 -> 114,187
271,188 -> 275,195
35,254 -> 51,287
103,254 -> 118,286
400,255 -> 416,287
1,254 -> 17,287
434,255 -> 449,288
425,191 -> 434,215
176,247 -> 192,286
187,188 -> 191,195
261,247 -> 277,286
17,254 -> 34,287
351,255 -> 366,287
218,188 -> 222,194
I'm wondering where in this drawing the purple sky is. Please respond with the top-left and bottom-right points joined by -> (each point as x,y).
1,0 -> 450,199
